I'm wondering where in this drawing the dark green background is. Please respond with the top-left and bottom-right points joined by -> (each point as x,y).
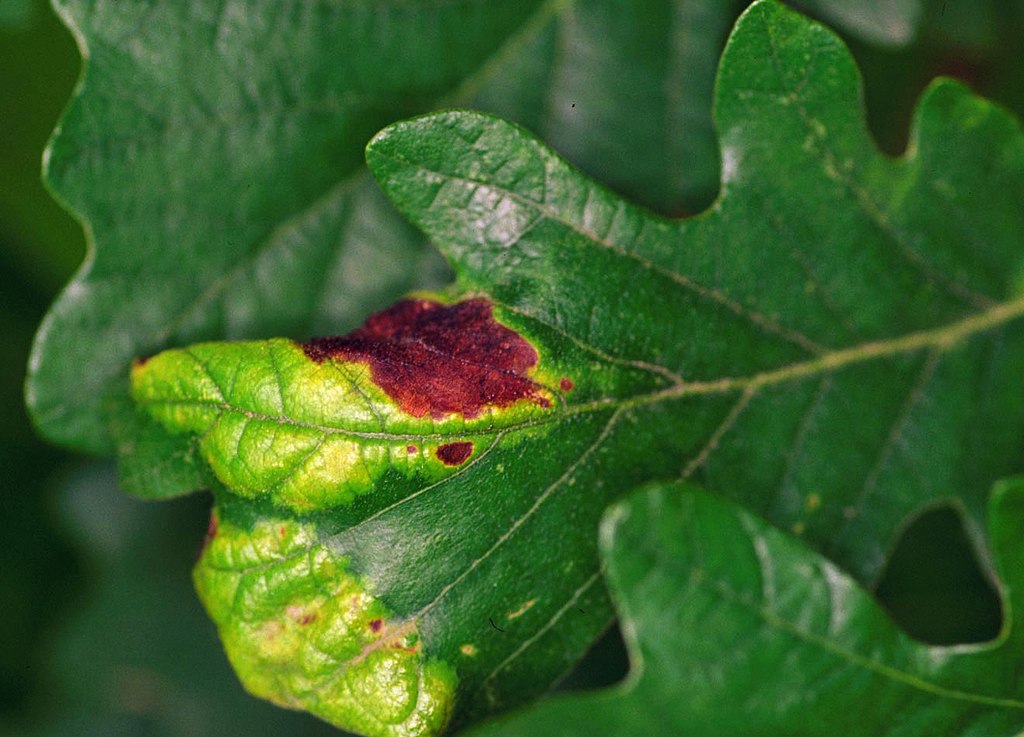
2,0 -> 1021,733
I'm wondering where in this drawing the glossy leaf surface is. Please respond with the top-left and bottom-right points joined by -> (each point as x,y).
27,0 -> 926,456
27,0 -> 733,455
128,1 -> 1024,733
367,0 -> 1024,585
471,479 -> 1024,737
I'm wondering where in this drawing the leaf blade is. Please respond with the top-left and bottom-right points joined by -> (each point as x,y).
366,0 -> 1024,583
469,479 -> 1024,736
123,1 -> 1024,733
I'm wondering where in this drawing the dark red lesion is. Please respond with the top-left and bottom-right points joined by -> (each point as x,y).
436,441 -> 474,466
559,377 -> 574,392
302,299 -> 549,419
369,618 -> 383,634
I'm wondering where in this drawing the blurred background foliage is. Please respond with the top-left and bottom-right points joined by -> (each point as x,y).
1,0 -> 1021,734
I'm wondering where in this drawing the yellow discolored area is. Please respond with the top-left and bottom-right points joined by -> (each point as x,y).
131,336 -> 555,512
194,508 -> 456,737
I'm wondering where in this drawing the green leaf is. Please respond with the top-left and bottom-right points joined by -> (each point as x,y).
29,0 -> 926,458
132,0 -> 1024,733
27,0 -> 751,456
469,479 -> 1024,737
366,0 -> 1024,583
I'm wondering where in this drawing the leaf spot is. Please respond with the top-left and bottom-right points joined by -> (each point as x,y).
507,599 -> 536,620
302,299 -> 550,418
436,442 -> 474,466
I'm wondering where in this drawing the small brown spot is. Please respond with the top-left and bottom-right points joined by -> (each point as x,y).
436,442 -> 473,466
559,377 -> 574,392
406,445 -> 418,455
286,605 -> 317,625
279,525 -> 287,539
369,618 -> 383,633
132,355 -> 151,369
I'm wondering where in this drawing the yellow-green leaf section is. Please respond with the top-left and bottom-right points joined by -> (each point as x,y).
195,496 -> 456,736
131,297 -> 565,512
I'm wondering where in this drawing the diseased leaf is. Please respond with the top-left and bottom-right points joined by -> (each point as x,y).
28,0 -> 925,459
469,479 -> 1024,737
367,0 -> 1024,583
27,0 -> 748,457
132,292 -> 658,733
127,1 -> 1024,734
130,297 -> 601,510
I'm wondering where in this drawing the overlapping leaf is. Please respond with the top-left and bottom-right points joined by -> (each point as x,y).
127,1 -> 1024,733
27,0 -> 924,457
470,479 -> 1024,737
367,1 -> 1024,584
25,0 -> 722,455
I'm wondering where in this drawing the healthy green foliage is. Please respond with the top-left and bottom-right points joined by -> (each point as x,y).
120,1 -> 1024,733
469,479 -> 1024,737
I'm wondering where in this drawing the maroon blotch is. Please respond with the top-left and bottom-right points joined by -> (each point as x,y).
559,377 -> 574,392
436,442 -> 473,466
406,445 -> 418,455
302,299 -> 548,418
369,618 -> 383,633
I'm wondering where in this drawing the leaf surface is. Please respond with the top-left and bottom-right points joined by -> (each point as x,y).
27,0 -> 744,456
470,479 -> 1024,737
366,0 -> 1024,583
129,2 -> 1024,733
28,0 -> 928,457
